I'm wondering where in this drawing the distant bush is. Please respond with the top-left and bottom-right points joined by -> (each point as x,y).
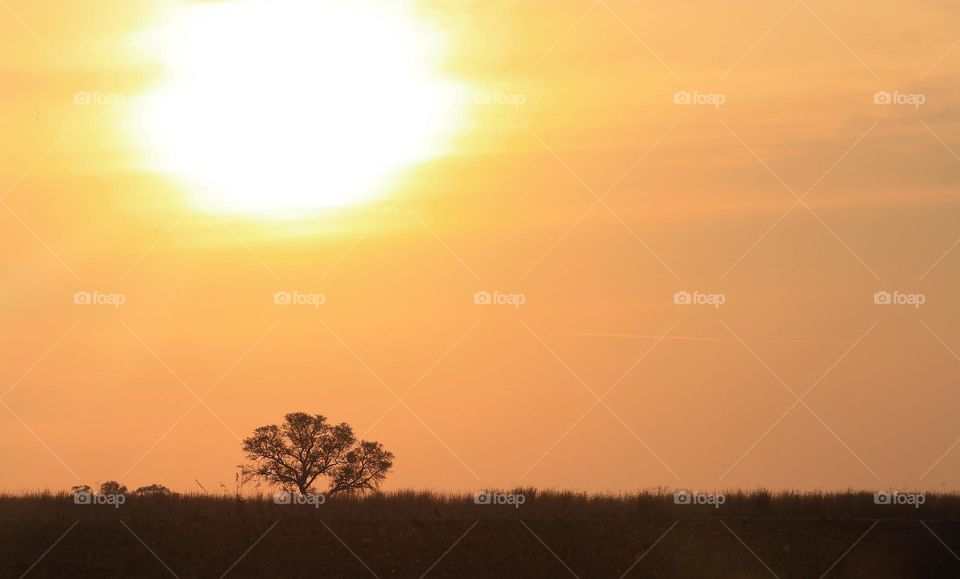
133,484 -> 173,497
98,481 -> 128,495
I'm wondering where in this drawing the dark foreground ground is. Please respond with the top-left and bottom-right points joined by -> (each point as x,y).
2,490 -> 959,578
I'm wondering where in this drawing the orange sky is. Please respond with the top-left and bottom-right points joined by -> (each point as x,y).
1,0 -> 959,494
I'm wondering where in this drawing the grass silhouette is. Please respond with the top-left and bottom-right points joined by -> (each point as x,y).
3,489 -> 959,578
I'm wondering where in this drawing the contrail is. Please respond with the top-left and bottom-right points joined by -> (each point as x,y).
568,332 -> 848,344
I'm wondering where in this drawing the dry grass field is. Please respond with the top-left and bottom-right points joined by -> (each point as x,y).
3,489 -> 959,578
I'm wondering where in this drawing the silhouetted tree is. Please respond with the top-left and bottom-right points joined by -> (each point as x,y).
70,484 -> 91,495
242,412 -> 394,495
99,481 -> 127,495
133,484 -> 172,497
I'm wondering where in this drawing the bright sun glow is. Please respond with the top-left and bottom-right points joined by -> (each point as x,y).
140,0 -> 463,217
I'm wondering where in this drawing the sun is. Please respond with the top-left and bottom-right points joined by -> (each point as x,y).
139,0 -> 463,217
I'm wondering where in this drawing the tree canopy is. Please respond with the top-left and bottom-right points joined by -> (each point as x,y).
242,412 -> 394,495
